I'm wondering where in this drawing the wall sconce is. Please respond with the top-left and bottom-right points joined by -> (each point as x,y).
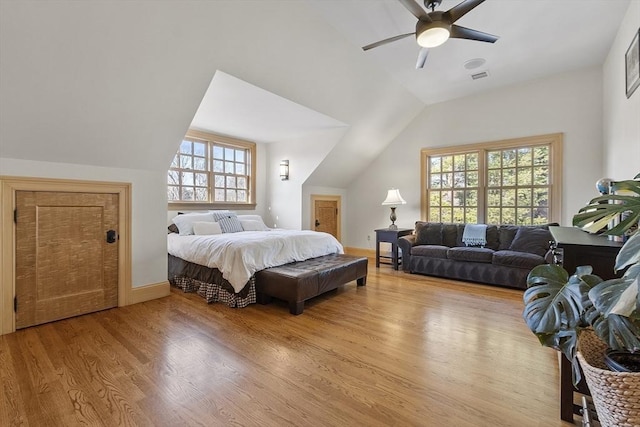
280,160 -> 289,181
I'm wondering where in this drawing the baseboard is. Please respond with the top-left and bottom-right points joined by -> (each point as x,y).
344,247 -> 375,258
127,280 -> 170,305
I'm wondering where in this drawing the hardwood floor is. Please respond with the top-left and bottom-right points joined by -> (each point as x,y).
1,263 -> 577,426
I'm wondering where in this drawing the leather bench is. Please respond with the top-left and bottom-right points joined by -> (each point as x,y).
254,253 -> 368,315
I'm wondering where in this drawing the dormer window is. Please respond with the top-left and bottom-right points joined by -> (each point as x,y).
168,130 -> 256,210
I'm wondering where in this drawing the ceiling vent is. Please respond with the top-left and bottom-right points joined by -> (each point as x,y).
471,71 -> 489,80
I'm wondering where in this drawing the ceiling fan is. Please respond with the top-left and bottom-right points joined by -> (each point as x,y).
362,0 -> 499,69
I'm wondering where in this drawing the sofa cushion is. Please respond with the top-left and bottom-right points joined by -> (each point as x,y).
493,250 -> 545,270
498,225 -> 520,250
485,225 -> 499,250
454,223 -> 467,247
415,222 -> 443,245
498,224 -> 558,250
509,227 -> 552,257
411,245 -> 449,259
442,223 -> 459,247
447,247 -> 494,263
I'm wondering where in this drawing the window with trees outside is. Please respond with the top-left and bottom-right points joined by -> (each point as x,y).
421,133 -> 562,225
168,130 -> 256,209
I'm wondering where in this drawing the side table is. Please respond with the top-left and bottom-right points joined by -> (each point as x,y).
375,228 -> 413,270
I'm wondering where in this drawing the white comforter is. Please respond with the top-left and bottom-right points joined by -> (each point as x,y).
168,229 -> 344,293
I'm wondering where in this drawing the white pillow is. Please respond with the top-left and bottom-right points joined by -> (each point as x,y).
193,221 -> 223,235
238,215 -> 269,230
172,212 -> 215,235
237,214 -> 263,222
240,219 -> 269,231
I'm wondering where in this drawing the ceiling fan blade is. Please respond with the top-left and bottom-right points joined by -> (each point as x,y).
398,0 -> 430,21
362,32 -> 415,51
450,24 -> 498,43
415,48 -> 429,69
444,0 -> 485,23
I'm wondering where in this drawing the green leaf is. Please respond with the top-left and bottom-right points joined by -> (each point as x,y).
523,264 -> 605,385
523,265 -> 593,334
612,178 -> 640,194
616,231 -> 640,271
573,197 -> 640,235
589,267 -> 640,350
536,328 -> 584,385
589,277 -> 637,317
572,178 -> 640,237
593,314 -> 640,352
623,263 -> 640,283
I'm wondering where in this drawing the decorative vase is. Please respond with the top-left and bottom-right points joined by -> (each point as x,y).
577,329 -> 640,427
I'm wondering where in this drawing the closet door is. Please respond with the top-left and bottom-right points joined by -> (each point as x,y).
15,191 -> 119,328
313,197 -> 340,240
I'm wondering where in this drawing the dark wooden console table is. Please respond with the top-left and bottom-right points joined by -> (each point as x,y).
549,226 -> 623,423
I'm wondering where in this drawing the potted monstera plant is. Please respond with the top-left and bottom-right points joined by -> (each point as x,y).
523,175 -> 640,426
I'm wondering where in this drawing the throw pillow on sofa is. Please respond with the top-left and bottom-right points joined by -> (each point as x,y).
509,227 -> 552,257
415,222 -> 443,245
499,223 -> 559,250
485,225 -> 500,250
498,225 -> 520,250
442,223 -> 461,247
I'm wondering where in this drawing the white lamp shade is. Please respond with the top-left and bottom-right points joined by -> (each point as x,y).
382,189 -> 406,206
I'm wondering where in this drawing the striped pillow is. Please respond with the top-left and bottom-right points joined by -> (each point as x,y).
210,210 -> 233,220
211,210 -> 243,233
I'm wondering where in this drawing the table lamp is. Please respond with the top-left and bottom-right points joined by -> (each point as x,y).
381,189 -> 406,230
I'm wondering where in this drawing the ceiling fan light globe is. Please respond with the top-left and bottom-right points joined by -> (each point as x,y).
417,27 -> 450,48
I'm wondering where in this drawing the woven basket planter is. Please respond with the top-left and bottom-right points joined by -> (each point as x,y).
577,329 -> 640,427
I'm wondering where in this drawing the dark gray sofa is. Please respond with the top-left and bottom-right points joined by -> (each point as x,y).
397,222 -> 555,290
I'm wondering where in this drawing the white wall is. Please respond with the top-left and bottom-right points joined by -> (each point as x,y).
1,0 -> 423,286
302,185 -> 348,234
603,0 -> 640,180
266,127 -> 347,230
0,0 -> 422,188
0,158 -> 166,288
346,66 -> 605,249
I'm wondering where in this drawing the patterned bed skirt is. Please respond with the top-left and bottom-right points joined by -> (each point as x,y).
170,276 -> 256,308
168,254 -> 256,308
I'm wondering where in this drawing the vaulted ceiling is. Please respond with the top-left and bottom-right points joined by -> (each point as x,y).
310,0 -> 631,104
0,0 -> 632,189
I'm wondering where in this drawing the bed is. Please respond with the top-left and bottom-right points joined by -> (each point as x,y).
167,212 -> 345,308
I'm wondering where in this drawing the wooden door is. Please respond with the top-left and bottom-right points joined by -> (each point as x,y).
314,199 -> 339,239
15,191 -> 119,329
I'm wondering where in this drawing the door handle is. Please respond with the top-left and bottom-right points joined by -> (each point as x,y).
315,219 -> 320,227
106,230 -> 118,244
